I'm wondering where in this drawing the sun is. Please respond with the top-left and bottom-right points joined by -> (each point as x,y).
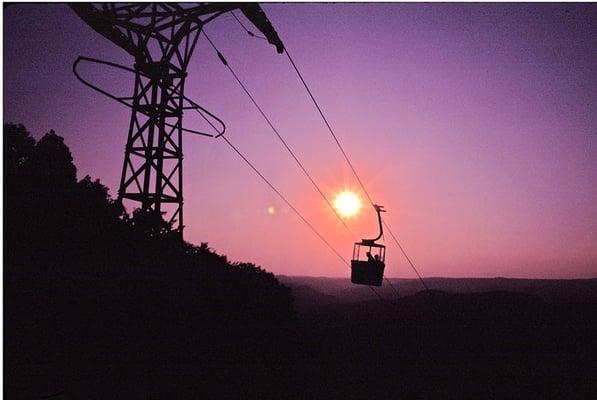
333,190 -> 362,218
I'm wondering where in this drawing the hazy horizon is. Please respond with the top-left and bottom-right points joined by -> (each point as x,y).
4,3 -> 597,278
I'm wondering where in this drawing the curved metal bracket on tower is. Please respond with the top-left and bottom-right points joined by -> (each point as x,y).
73,56 -> 226,137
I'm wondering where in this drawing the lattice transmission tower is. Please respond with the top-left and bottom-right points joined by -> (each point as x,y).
71,3 -> 284,236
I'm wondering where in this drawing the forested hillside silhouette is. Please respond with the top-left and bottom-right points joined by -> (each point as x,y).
4,123 -> 301,398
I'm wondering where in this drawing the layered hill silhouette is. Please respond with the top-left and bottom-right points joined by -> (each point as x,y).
279,275 -> 597,310
282,282 -> 597,399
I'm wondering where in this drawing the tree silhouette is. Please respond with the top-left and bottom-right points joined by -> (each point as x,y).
27,130 -> 77,189
4,123 -> 34,177
4,122 -> 298,398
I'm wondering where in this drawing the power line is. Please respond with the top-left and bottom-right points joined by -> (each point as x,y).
383,276 -> 400,300
230,11 -> 267,40
284,47 -> 429,293
227,15 -> 403,299
222,135 -> 348,266
216,21 -> 403,301
285,49 -> 376,207
203,30 -> 396,306
202,31 -> 355,238
222,135 -> 395,307
384,221 -> 429,291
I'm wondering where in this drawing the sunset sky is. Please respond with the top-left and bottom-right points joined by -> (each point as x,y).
4,3 -> 597,278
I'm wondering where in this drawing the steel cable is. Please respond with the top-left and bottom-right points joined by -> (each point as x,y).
203,30 -> 396,306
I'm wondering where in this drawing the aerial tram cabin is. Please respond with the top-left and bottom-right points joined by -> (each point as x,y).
351,205 -> 386,286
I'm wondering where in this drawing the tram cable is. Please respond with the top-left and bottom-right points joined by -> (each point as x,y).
231,11 -> 267,41
203,32 -> 356,239
203,30 -> 398,305
223,135 -> 395,306
223,135 -> 347,266
283,46 -> 429,294
229,16 -> 402,299
384,221 -> 429,291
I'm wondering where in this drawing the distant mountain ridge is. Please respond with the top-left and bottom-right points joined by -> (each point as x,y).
278,276 -> 597,308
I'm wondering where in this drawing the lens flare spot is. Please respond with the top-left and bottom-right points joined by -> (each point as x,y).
333,190 -> 362,218
267,206 -> 276,215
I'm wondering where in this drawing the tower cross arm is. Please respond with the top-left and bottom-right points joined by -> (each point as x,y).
70,4 -> 143,61
183,2 -> 285,53
239,3 -> 285,53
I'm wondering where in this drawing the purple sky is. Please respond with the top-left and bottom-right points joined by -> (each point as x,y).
4,3 -> 597,278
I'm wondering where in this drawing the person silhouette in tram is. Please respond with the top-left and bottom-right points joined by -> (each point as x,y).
366,251 -> 375,263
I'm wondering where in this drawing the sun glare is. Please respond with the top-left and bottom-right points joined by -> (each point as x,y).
334,190 -> 362,218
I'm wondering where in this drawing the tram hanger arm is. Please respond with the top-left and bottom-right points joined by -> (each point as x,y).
362,205 -> 386,245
